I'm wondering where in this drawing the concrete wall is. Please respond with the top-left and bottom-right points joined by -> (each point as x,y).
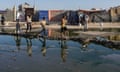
49,10 -> 65,22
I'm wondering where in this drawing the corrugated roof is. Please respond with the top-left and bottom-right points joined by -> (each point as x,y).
78,9 -> 105,13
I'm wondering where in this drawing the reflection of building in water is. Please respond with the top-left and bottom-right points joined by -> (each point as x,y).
14,35 -> 21,50
26,38 -> 32,56
39,37 -> 46,56
60,40 -> 67,62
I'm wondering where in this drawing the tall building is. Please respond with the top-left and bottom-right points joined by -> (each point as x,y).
13,6 -> 16,21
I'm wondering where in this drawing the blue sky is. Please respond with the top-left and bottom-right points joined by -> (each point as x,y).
0,0 -> 120,10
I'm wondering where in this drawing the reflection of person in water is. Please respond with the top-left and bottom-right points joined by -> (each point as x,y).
39,37 -> 46,56
60,40 -> 67,62
81,38 -> 90,51
14,35 -> 21,51
26,38 -> 32,56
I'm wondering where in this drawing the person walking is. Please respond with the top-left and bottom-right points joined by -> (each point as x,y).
26,15 -> 32,33
39,17 -> 47,37
16,19 -> 20,34
82,13 -> 89,31
99,20 -> 104,31
79,14 -> 83,26
61,15 -> 68,38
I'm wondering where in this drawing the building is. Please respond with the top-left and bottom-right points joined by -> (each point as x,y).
1,4 -> 120,23
17,2 -> 34,22
0,10 -> 7,21
109,6 -> 120,22
78,9 -> 110,22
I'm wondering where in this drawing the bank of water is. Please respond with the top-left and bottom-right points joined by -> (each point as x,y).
0,35 -> 120,72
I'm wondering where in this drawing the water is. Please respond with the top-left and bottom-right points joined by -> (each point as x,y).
0,35 -> 120,72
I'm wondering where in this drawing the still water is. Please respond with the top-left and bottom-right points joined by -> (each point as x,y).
0,35 -> 120,72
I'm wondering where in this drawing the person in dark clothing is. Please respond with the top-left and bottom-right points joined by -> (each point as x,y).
1,15 -> 5,25
16,19 -> 20,34
82,14 -> 89,31
61,15 -> 68,38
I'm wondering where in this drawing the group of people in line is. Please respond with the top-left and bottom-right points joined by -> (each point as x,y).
15,13 -> 90,38
1,13 -> 90,38
16,15 -> 47,35
16,15 -> 32,33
